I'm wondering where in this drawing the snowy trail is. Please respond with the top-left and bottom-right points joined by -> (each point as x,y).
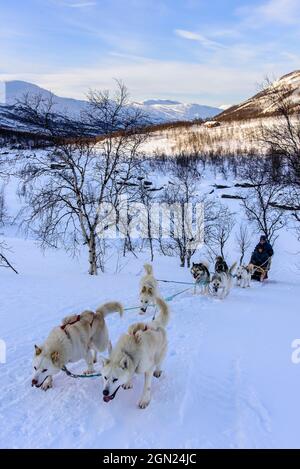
1,234 -> 300,448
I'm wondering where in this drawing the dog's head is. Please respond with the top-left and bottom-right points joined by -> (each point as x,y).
215,257 -> 226,273
190,262 -> 208,280
32,344 -> 61,388
101,354 -> 134,403
236,265 -> 244,279
210,274 -> 222,294
246,264 -> 255,275
140,285 -> 154,313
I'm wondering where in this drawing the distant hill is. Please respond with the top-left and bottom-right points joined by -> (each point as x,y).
216,70 -> 300,122
0,81 -> 221,133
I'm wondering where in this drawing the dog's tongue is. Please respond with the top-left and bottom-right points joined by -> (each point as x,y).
103,395 -> 112,403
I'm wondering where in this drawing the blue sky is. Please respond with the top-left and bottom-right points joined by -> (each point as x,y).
1,0 -> 300,106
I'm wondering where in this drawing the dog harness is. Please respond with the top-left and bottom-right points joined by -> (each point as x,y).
60,314 -> 81,332
60,313 -> 95,338
195,277 -> 210,286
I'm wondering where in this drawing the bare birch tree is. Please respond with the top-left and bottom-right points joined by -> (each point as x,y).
18,82 -> 149,275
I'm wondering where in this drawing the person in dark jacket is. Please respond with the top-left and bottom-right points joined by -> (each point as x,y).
254,235 -> 274,258
250,235 -> 274,281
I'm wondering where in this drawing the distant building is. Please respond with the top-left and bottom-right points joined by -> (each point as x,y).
204,121 -> 221,128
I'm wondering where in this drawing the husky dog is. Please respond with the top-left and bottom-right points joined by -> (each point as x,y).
32,302 -> 123,390
210,262 -> 237,299
190,261 -> 210,295
215,256 -> 229,274
236,264 -> 254,288
139,263 -> 159,315
101,297 -> 169,409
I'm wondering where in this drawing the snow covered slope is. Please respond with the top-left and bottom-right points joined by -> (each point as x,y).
5,81 -> 88,117
0,163 -> 300,448
139,70 -> 300,157
217,70 -> 300,122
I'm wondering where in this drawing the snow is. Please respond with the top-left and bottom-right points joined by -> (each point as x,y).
0,163 -> 300,449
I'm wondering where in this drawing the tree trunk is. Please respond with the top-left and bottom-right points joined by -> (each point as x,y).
147,213 -> 154,262
88,235 -> 97,275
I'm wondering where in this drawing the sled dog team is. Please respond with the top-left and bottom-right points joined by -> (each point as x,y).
31,259 -> 254,407
191,256 -> 255,299
32,264 -> 169,409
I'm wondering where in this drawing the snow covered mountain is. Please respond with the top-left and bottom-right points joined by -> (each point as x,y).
4,81 -> 88,117
135,99 -> 221,122
0,81 -> 221,132
217,70 -> 300,122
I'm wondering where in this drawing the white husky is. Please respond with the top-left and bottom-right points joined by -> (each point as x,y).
210,262 -> 237,299
101,297 -> 169,409
236,264 -> 254,288
139,263 -> 159,315
32,302 -> 123,390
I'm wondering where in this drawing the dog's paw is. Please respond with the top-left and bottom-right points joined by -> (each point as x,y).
41,376 -> 53,391
153,370 -> 162,378
123,382 -> 133,390
138,398 -> 150,409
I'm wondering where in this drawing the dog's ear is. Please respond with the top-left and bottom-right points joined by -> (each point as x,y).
192,262 -> 195,266
34,345 -> 42,356
148,287 -> 153,296
50,351 -> 60,364
141,286 -> 146,293
120,356 -> 128,370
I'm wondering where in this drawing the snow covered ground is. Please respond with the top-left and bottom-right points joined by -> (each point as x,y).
1,170 -> 300,449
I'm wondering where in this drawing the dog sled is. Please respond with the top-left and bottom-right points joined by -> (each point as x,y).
251,257 -> 272,282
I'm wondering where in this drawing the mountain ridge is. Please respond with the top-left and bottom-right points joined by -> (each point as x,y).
2,80 -> 221,124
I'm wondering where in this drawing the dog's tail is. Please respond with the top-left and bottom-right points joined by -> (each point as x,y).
95,301 -> 123,319
144,263 -> 153,275
154,297 -> 170,328
229,262 -> 237,275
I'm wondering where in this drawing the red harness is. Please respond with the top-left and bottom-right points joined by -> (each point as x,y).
60,314 -> 81,332
60,313 -> 96,339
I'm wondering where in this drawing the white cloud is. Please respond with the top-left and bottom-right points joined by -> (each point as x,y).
175,29 -> 227,50
0,27 -> 27,39
210,28 -> 241,39
68,2 -> 97,7
238,0 -> 300,26
54,0 -> 97,8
